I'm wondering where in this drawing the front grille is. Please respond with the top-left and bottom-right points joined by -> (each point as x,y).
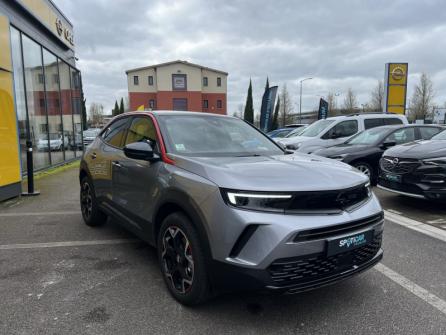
380,156 -> 420,174
286,184 -> 369,214
294,212 -> 383,242
268,232 -> 382,288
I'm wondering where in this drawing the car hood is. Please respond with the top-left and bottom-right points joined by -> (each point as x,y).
170,153 -> 368,191
384,140 -> 446,159
314,144 -> 373,157
277,136 -> 312,145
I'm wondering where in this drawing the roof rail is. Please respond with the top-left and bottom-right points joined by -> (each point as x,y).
346,112 -> 397,117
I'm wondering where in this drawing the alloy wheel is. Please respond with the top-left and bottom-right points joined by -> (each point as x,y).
80,181 -> 93,220
356,164 -> 371,177
161,226 -> 194,294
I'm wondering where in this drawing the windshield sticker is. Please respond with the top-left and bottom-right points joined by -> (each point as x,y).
175,144 -> 186,151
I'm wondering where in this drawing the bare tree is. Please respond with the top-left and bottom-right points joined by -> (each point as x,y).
279,84 -> 294,126
370,80 -> 384,112
409,73 -> 434,121
342,88 -> 358,114
89,103 -> 104,128
326,92 -> 337,114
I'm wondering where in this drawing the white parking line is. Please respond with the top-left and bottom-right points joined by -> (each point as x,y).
0,211 -> 80,217
0,239 -> 139,250
375,263 -> 446,316
384,210 -> 446,242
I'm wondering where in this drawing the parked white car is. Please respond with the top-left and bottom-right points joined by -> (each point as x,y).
277,113 -> 408,153
37,133 -> 68,151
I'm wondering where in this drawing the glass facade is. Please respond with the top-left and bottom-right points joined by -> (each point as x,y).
9,27 -> 83,172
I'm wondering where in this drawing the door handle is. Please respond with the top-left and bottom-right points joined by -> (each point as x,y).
90,152 -> 97,159
112,161 -> 122,168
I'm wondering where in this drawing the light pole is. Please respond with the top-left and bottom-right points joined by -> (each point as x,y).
299,77 -> 313,122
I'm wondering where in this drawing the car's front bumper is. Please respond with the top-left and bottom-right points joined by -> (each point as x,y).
378,165 -> 446,201
200,191 -> 384,292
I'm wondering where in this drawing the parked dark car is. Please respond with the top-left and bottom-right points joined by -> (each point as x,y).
378,129 -> 446,201
313,125 -> 444,184
79,111 -> 383,305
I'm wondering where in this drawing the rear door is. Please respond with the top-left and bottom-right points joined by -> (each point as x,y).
112,116 -> 162,235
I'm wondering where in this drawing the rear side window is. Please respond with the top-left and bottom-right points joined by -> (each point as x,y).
364,118 -> 383,129
125,117 -> 157,146
102,117 -> 129,148
384,118 -> 403,125
385,127 -> 415,144
419,127 -> 442,139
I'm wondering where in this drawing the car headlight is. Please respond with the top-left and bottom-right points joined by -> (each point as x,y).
221,190 -> 293,212
423,157 -> 446,166
365,181 -> 372,197
329,154 -> 348,161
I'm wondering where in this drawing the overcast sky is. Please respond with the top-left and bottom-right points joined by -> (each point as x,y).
56,0 -> 446,116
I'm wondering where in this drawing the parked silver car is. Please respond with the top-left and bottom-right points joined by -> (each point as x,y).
79,111 -> 383,305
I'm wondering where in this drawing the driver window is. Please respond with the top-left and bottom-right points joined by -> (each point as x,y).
385,128 -> 415,144
324,120 -> 358,139
125,117 -> 157,146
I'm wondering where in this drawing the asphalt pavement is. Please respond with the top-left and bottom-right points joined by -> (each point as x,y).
0,166 -> 445,335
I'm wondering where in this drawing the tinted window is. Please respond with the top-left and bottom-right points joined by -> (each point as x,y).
432,129 -> 446,140
385,128 -> 415,144
364,118 -> 383,129
325,120 -> 358,138
419,127 -> 442,139
346,127 -> 388,145
102,117 -> 129,148
384,118 -> 403,125
125,117 -> 157,146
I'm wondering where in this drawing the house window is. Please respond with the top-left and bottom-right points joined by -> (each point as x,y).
53,74 -> 59,84
217,77 -> 221,87
203,100 -> 209,108
172,74 -> 187,90
54,99 -> 60,108
217,99 -> 222,108
203,77 -> 208,86
133,75 -> 139,85
39,98 -> 45,108
148,76 -> 153,85
38,73 -> 44,84
149,99 -> 155,109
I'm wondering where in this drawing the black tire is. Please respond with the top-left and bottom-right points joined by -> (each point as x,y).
80,176 -> 107,227
352,161 -> 376,185
157,212 -> 211,306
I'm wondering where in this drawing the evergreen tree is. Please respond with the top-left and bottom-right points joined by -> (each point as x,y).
119,98 -> 125,114
112,100 -> 119,116
244,79 -> 254,123
265,77 -> 269,91
272,96 -> 280,130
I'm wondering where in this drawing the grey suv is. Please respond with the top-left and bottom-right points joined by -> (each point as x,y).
79,111 -> 384,305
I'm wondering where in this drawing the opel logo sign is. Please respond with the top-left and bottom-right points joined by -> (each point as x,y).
55,18 -> 63,36
392,158 -> 399,165
391,66 -> 405,81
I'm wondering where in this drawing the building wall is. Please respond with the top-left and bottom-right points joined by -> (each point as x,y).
126,61 -> 228,114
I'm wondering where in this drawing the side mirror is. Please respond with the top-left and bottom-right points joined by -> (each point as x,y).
124,141 -> 159,161
381,141 -> 396,149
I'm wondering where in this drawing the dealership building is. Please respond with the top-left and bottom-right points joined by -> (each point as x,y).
0,0 -> 82,201
126,60 -> 227,114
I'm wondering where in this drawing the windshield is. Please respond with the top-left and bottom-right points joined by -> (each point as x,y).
285,126 -> 308,138
345,127 -> 389,145
300,119 -> 335,137
431,129 -> 446,140
158,115 -> 283,157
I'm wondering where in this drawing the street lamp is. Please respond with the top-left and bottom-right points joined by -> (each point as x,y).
299,77 -> 313,122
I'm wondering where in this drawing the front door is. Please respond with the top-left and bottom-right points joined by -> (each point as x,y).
173,98 -> 188,111
112,116 -> 161,236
